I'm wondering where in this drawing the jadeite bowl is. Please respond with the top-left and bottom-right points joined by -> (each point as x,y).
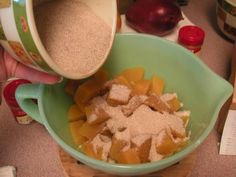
16,33 -> 233,176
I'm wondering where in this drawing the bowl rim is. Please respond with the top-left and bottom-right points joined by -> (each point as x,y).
37,33 -> 233,174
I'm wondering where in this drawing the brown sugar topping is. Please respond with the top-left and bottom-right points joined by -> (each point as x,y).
68,68 -> 190,163
34,0 -> 112,75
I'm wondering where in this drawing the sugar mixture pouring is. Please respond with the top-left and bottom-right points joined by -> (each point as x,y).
33,0 -> 117,79
0,0 -> 117,80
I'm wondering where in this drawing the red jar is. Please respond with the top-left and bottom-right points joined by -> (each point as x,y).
178,25 -> 205,56
3,79 -> 33,124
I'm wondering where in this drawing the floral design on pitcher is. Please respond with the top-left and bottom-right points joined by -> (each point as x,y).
20,16 -> 28,32
12,0 -> 52,72
8,41 -> 34,65
28,52 -> 44,64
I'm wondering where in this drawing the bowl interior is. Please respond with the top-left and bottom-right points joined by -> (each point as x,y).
39,34 -> 232,175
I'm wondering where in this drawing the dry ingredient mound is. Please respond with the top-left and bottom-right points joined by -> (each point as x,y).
90,95 -> 188,162
34,0 -> 112,75
67,68 -> 191,164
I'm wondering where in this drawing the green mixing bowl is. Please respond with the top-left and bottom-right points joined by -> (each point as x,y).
16,33 -> 233,176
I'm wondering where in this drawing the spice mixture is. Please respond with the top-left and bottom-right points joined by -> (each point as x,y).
34,0 -> 112,75
89,91 -> 189,162
67,68 -> 191,164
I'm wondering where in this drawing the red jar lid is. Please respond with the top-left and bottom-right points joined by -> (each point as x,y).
3,79 -> 31,108
178,25 -> 205,46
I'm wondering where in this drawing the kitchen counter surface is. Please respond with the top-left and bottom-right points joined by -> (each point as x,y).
1,0 -> 236,177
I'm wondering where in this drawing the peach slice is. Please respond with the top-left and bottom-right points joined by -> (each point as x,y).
175,138 -> 188,149
68,104 -> 85,122
137,138 -> 152,163
114,75 -> 132,88
74,135 -> 87,146
149,75 -> 165,96
78,122 -> 105,140
82,142 -> 103,160
102,75 -> 132,93
181,116 -> 189,127
174,111 -> 190,127
120,67 -> 144,86
109,138 -> 128,161
117,148 -> 141,164
132,79 -> 151,96
156,130 -> 178,155
144,95 -> 170,113
69,120 -> 87,145
167,97 -> 182,112
74,78 -> 104,107
76,101 -> 87,114
94,69 -> 109,84
121,95 -> 147,116
85,105 -> 110,125
96,146 -> 104,160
